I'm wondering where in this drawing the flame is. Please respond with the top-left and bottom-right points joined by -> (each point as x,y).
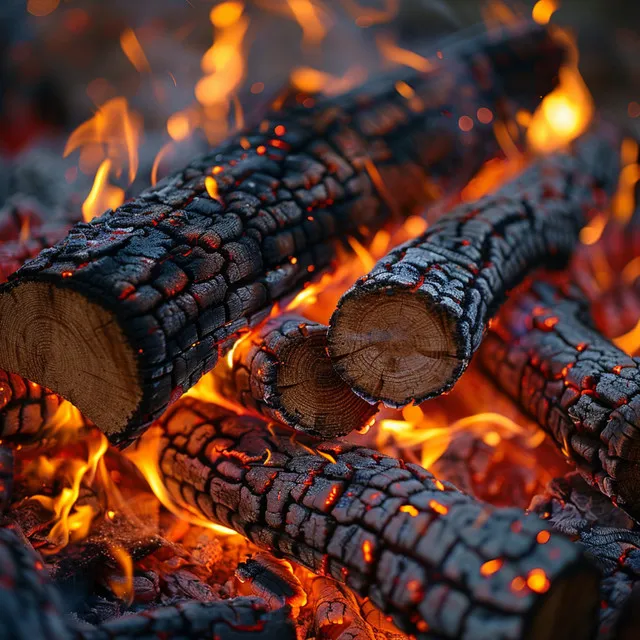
120,28 -> 151,73
108,545 -> 134,605
25,430 -> 108,553
342,0 -> 399,26
196,1 -> 248,143
613,319 -> 640,355
82,159 -> 125,222
126,427 -> 236,536
290,66 -> 367,96
285,0 -> 327,45
527,26 -> 593,153
65,97 -> 142,221
376,34 -> 432,72
612,138 -> 640,222
532,0 -> 559,24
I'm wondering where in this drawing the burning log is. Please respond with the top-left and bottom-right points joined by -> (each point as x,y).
478,277 -> 640,520
215,315 -> 377,437
148,397 -> 600,640
327,131 -> 620,408
73,597 -> 297,640
0,22 -> 566,444
0,369 -> 63,442
0,523 -> 70,640
529,474 -> 640,639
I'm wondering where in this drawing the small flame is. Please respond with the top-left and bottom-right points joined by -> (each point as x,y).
196,2 -> 248,143
612,138 -> 640,223
532,0 -> 559,25
82,159 -> 125,222
290,66 -> 367,96
376,34 -> 432,72
285,0 -> 327,45
108,545 -> 134,605
120,28 -> 151,74
527,26 -> 593,153
126,427 -> 236,536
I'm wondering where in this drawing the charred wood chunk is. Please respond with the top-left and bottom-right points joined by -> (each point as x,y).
530,475 -> 640,640
327,131 -> 620,408
0,523 -> 70,640
0,23 -> 566,445
0,369 -> 63,442
215,314 -> 377,438
150,397 -> 600,640
479,276 -> 640,520
73,597 -> 296,640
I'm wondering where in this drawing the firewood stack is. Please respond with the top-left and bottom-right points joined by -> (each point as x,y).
3,14 -> 640,640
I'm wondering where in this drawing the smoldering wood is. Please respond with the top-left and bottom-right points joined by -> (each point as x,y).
479,276 -> 640,521
234,552 -> 307,611
529,474 -> 640,640
0,22 -> 566,445
327,131 -> 621,408
71,598 -> 296,640
215,314 -> 377,438
150,397 -> 600,640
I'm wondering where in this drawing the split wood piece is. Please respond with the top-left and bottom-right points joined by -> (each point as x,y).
327,131 -> 620,408
72,597 -> 296,640
0,523 -> 70,640
151,397 -> 600,640
215,315 -> 377,438
478,276 -> 640,520
0,22 -> 565,445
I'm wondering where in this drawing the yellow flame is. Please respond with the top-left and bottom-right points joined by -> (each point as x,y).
527,28 -> 593,153
614,319 -> 640,355
126,427 -> 236,536
196,2 -> 247,143
120,28 -> 151,73
290,66 -> 367,96
226,331 -> 253,368
612,138 -> 640,223
82,159 -> 125,222
532,0 -> 559,24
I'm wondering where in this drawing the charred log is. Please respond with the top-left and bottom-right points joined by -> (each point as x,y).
148,397 -> 600,640
479,277 -> 640,520
72,597 -> 296,640
0,523 -> 70,640
214,315 -> 377,438
327,131 -> 620,408
0,22 -> 565,445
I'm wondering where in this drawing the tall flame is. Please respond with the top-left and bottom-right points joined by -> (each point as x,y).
64,97 -> 142,221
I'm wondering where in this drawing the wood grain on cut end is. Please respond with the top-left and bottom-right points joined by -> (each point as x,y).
215,315 -> 377,437
328,288 -> 460,406
0,282 -> 139,436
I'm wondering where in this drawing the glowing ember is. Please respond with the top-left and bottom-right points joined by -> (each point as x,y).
480,558 -> 503,576
362,539 -> 373,563
527,568 -> 551,593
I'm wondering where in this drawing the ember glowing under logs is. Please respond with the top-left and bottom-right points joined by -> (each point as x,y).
151,398 -> 599,640
0,22 -> 564,444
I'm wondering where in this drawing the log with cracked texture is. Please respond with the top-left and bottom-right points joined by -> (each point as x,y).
327,131 -> 620,408
147,397 -> 600,640
0,22 -> 566,445
213,314 -> 377,438
479,276 -> 640,520
72,597 -> 297,640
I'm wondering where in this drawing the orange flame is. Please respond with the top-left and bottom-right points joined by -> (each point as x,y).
64,97 -> 142,221
290,66 -> 367,96
108,545 -> 134,605
285,0 -> 327,45
126,427 -> 236,536
527,26 -> 593,153
120,28 -> 151,74
376,34 -> 432,72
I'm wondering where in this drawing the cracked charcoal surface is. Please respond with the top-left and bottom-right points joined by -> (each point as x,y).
214,314 -> 377,438
0,23 -> 565,444
327,131 -> 621,407
72,597 -> 296,640
529,475 -> 640,639
152,397 -> 599,640
0,524 -> 70,640
479,277 -> 640,521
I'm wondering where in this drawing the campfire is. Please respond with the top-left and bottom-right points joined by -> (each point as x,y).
1,1 -> 639,638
